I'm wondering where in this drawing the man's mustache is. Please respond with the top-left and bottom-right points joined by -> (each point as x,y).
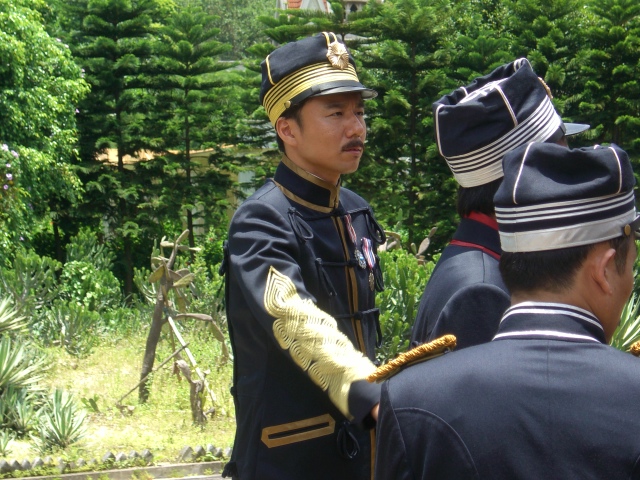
343,139 -> 365,150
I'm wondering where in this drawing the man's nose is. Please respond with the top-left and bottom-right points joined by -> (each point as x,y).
346,112 -> 365,137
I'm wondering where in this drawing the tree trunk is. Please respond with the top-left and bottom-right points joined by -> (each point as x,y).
139,289 -> 167,403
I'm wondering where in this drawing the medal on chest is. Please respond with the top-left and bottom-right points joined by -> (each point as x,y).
361,237 -> 377,291
344,213 -> 367,270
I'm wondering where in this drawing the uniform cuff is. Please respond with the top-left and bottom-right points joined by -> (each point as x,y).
348,379 -> 381,429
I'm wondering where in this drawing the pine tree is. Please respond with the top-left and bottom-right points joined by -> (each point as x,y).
74,0 -> 160,295
502,0 -> 592,134
146,6 -> 236,251
579,0 -> 640,154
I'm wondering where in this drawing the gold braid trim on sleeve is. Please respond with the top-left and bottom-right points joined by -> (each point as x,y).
366,335 -> 457,383
629,340 -> 640,357
264,266 -> 376,419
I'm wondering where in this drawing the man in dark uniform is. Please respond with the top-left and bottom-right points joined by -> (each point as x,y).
221,32 -> 385,480
376,141 -> 640,479
411,58 -> 589,349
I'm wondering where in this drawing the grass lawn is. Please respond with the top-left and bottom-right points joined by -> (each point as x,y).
7,329 -> 235,464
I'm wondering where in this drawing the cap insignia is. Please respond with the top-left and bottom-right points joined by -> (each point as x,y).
326,41 -> 349,70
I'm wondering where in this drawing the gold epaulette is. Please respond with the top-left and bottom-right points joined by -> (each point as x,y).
367,335 -> 457,383
630,340 -> 640,357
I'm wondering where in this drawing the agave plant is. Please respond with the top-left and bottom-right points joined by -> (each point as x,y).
0,429 -> 13,457
0,297 -> 27,336
1,386 -> 40,437
0,336 -> 45,391
34,389 -> 87,451
611,291 -> 640,352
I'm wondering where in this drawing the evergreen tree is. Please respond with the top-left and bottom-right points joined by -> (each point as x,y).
74,0 -> 160,295
579,0 -> 640,154
200,0 -> 275,59
502,0 -> 592,134
147,6 -> 238,250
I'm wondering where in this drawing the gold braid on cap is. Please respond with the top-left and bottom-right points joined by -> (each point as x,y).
629,340 -> 640,357
367,335 -> 457,383
538,77 -> 554,99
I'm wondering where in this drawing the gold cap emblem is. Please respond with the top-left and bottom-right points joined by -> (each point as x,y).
326,41 -> 349,70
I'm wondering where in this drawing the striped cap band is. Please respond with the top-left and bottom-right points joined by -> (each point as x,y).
437,95 -> 562,188
495,142 -> 636,252
497,191 -> 636,252
263,62 -> 360,125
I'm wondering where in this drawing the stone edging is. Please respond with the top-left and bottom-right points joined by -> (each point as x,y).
11,461 -> 224,480
0,445 -> 231,479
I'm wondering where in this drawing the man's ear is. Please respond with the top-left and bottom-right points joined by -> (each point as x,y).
275,116 -> 298,148
592,246 -> 617,295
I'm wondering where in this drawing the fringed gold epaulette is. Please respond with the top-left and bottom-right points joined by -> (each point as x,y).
367,335 -> 457,383
630,340 -> 640,357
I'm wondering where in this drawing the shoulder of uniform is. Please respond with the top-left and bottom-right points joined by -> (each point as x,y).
367,335 -> 457,383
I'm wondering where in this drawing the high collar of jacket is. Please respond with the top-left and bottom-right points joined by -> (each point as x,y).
494,301 -> 607,345
452,213 -> 502,257
273,155 -> 341,212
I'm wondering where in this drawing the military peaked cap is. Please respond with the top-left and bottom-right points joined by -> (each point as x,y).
260,32 -> 377,125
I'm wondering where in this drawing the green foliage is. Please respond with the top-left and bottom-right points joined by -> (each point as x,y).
199,0 -> 274,59
0,429 -> 12,457
578,0 -> 640,154
59,261 -> 122,312
35,301 -> 101,358
611,288 -> 640,351
33,389 -> 87,452
66,228 -> 115,271
0,145 -> 29,260
375,249 -> 434,363
0,0 -> 88,255
0,299 -> 49,442
0,336 -> 46,392
0,298 -> 27,337
2,386 -> 40,438
146,5 -> 238,251
0,249 -> 61,315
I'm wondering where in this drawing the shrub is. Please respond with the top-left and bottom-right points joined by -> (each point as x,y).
0,248 -> 60,314
58,261 -> 123,312
375,250 -> 435,364
65,228 -> 116,272
34,300 -> 101,357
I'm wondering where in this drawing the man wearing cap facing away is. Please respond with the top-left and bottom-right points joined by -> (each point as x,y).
375,142 -> 640,479
410,58 -> 589,350
221,32 -> 385,480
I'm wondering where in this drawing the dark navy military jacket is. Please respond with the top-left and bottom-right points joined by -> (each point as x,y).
377,302 -> 640,480
223,156 -> 384,480
410,214 -> 510,349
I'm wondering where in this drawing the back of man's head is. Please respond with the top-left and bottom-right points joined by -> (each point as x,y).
495,142 -> 637,296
